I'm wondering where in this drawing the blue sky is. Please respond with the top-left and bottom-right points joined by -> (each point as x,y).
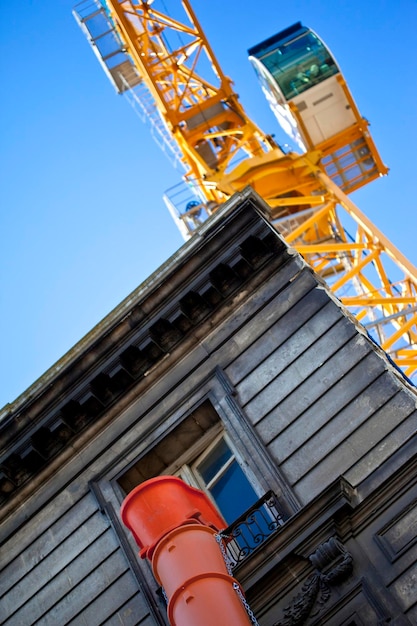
1,0 -> 416,409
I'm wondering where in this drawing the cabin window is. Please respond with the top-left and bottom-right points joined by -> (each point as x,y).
257,30 -> 338,100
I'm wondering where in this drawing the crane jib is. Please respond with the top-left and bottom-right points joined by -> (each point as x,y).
73,0 -> 417,380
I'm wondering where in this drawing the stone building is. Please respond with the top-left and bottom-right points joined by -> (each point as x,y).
1,189 -> 416,625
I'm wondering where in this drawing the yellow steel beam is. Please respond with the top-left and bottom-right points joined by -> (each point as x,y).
331,249 -> 381,292
99,1 -> 417,378
341,297 -> 416,306
382,313 -> 417,352
318,172 -> 417,284
295,243 -> 382,253
267,169 -> 417,374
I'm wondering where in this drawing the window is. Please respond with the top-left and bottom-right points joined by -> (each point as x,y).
114,393 -> 291,575
175,432 -> 285,568
117,400 -> 270,528
93,374 -> 295,624
257,29 -> 338,100
178,432 -> 261,526
116,400 -> 222,496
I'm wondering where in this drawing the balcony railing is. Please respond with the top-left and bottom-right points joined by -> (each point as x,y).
219,491 -> 285,569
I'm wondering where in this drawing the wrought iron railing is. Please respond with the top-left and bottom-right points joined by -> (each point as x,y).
219,491 -> 285,569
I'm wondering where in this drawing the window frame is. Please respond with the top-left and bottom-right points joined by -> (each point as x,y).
88,367 -> 298,624
174,430 -> 264,524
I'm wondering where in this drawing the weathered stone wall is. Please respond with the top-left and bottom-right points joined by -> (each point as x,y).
1,191 -> 416,625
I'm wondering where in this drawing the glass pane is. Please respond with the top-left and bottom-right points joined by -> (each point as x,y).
209,460 -> 259,526
197,438 -> 232,484
259,31 -> 338,100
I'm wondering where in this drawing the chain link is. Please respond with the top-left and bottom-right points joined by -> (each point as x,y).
233,582 -> 260,626
215,534 -> 260,626
215,532 -> 234,575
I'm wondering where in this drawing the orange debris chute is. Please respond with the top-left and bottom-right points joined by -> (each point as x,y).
120,476 -> 253,626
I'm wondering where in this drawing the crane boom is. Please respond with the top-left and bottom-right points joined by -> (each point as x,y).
89,0 -> 279,199
73,0 -> 417,380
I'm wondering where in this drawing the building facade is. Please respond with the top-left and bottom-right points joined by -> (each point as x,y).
1,189 -> 417,625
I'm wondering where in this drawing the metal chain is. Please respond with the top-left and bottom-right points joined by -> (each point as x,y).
215,534 -> 261,626
233,582 -> 260,626
215,532 -> 234,575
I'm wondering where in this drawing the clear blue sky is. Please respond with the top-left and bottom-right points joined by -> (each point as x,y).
1,0 -> 416,409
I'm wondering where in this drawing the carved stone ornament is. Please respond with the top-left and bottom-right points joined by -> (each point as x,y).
274,537 -> 353,626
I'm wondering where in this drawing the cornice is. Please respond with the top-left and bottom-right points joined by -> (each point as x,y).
0,191 -> 289,510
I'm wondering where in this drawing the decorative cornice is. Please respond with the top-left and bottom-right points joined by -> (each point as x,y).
0,197 -> 288,508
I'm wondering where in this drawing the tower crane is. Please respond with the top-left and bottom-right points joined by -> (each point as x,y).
73,0 -> 417,380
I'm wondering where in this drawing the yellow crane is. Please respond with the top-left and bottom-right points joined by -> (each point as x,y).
73,0 -> 417,380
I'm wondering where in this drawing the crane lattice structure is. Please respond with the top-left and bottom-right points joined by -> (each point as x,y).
73,0 -> 417,380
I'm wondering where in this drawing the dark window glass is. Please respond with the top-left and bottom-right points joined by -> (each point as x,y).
194,436 -> 259,525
